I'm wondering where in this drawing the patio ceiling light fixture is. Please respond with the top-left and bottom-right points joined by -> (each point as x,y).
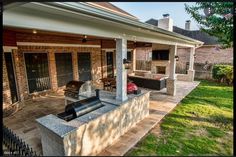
175,55 -> 179,61
82,35 -> 87,43
123,58 -> 131,69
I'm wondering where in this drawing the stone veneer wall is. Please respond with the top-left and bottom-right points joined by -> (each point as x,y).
12,46 -> 102,100
37,91 -> 150,156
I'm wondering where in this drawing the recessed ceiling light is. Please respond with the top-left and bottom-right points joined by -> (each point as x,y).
33,30 -> 37,34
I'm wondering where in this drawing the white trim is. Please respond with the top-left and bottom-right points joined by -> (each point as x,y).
16,42 -> 101,48
3,46 -> 18,52
102,48 -> 115,52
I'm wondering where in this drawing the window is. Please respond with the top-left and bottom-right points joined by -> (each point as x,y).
152,50 -> 169,60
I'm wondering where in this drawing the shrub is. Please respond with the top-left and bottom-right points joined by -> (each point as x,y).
212,64 -> 233,85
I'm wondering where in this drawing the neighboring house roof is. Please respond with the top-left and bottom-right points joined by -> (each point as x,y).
146,18 -> 218,45
145,18 -> 158,27
173,26 -> 219,45
88,2 -> 138,20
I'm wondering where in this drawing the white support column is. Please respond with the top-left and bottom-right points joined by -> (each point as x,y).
189,47 -> 195,70
167,44 -> 177,96
116,38 -> 128,101
187,47 -> 195,82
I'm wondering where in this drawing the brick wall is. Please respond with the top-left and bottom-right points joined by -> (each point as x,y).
176,48 -> 190,74
14,46 -> 102,99
3,30 -> 17,46
136,47 -> 152,60
176,46 -> 233,74
195,46 -> 233,64
3,29 -> 139,106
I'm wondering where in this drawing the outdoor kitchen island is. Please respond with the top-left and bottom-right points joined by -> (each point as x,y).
36,89 -> 150,156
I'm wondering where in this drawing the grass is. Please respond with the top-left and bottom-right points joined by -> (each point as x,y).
126,80 -> 233,156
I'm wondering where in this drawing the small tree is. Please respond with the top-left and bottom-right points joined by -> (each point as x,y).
185,2 -> 234,48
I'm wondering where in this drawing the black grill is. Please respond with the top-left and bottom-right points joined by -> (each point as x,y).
58,89 -> 103,121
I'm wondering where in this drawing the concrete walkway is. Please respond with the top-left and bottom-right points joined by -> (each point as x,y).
3,81 -> 199,156
98,81 -> 199,156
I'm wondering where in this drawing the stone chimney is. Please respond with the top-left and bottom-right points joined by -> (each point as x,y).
158,14 -> 173,32
185,20 -> 191,30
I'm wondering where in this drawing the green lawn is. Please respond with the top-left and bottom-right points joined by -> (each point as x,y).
126,80 -> 233,156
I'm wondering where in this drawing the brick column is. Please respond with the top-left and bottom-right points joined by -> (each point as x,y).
187,47 -> 195,81
48,50 -> 58,91
12,49 -> 28,100
3,53 -> 12,108
116,38 -> 128,101
72,51 -> 79,80
167,45 -> 177,96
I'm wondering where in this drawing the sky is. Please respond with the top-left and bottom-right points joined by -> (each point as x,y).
111,2 -> 200,30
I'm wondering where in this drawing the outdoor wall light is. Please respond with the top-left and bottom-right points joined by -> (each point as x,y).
193,54 -> 197,58
123,58 -> 131,69
175,55 -> 179,61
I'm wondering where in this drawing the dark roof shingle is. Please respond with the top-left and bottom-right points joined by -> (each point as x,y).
146,18 -> 219,45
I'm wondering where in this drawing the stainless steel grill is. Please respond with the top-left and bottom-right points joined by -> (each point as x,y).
58,89 -> 103,121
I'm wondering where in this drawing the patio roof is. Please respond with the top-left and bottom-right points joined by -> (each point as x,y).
3,2 -> 203,47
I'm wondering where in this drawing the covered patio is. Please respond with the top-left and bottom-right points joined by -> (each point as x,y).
3,81 -> 199,155
3,2 -> 203,156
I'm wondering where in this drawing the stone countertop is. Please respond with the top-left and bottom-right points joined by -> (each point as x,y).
36,90 -> 150,138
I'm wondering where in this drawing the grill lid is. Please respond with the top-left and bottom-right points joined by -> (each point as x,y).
65,80 -> 85,92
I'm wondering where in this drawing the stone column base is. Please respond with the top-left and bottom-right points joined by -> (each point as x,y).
187,70 -> 195,82
166,78 -> 176,96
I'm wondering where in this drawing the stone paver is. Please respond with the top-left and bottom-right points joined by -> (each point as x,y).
3,81 -> 199,156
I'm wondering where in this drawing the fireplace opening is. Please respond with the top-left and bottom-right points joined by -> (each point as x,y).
156,66 -> 166,74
